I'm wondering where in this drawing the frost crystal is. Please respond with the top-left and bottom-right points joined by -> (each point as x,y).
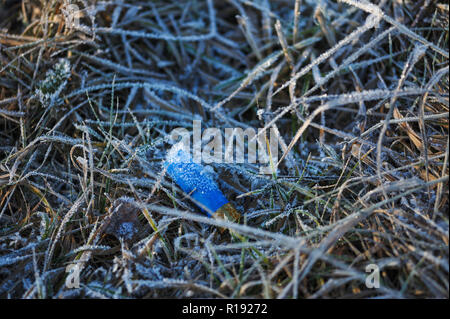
35,58 -> 71,107
117,222 -> 137,241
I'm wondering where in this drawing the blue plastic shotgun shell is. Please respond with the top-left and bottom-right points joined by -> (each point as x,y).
164,145 -> 240,221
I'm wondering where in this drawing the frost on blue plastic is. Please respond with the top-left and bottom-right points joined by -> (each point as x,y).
164,143 -> 228,216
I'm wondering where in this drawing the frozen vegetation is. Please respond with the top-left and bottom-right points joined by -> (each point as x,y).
0,0 -> 448,298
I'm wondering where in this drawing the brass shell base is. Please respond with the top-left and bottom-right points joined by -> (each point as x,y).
212,202 -> 241,223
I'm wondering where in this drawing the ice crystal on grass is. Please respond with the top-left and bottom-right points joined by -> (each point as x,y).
35,58 -> 71,107
104,197 -> 141,242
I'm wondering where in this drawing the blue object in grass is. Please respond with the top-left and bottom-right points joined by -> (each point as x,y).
164,144 -> 229,217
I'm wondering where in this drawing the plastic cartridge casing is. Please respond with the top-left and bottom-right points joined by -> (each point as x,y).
164,144 -> 240,222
